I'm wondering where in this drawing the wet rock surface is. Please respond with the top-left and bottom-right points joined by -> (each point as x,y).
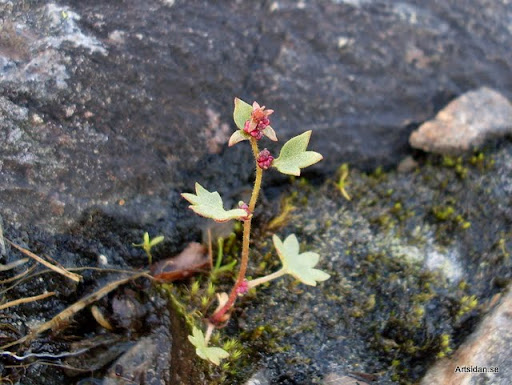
1,0 -> 512,235
410,88 -> 512,155
0,220 -> 202,385
1,1 -> 511,384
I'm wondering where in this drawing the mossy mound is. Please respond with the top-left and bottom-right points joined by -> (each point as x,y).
227,141 -> 512,384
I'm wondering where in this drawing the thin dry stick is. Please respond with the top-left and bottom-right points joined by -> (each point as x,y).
0,258 -> 29,272
0,215 -> 6,256
6,239 -> 81,283
0,291 -> 55,311
0,272 -> 144,350
207,228 -> 214,269
0,264 -> 36,284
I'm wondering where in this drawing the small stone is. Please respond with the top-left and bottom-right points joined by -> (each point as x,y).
97,254 -> 108,265
410,87 -> 512,155
64,105 -> 76,118
30,113 -> 44,125
397,155 -> 418,173
108,30 -> 126,44
244,369 -> 270,385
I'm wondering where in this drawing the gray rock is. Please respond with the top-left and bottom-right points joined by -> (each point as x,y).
103,329 -> 171,385
323,373 -> 370,385
244,369 -> 271,385
410,88 -> 512,155
420,287 -> 512,385
1,0 -> 512,240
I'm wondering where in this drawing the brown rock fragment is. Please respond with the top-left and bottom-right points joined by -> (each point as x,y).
410,88 -> 512,155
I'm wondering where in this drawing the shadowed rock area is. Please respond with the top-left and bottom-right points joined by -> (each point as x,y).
1,0 -> 512,236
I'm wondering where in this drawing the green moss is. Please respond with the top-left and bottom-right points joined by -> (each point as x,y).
432,205 -> 455,221
456,295 -> 478,319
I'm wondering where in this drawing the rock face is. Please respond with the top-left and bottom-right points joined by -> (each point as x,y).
420,287 -> 512,385
410,88 -> 512,155
1,0 -> 512,238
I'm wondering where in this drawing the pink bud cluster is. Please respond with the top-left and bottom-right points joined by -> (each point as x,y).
257,149 -> 274,170
236,280 -> 249,296
243,102 -> 273,140
238,201 -> 251,220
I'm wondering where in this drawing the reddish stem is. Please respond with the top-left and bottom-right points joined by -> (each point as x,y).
210,139 -> 262,325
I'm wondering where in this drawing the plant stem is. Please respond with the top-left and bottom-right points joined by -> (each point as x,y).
210,138 -> 262,325
215,237 -> 224,270
247,269 -> 285,289
204,322 -> 215,345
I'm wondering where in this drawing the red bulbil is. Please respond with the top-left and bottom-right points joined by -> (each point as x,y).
236,280 -> 249,296
257,149 -> 274,170
244,120 -> 263,139
238,201 -> 251,220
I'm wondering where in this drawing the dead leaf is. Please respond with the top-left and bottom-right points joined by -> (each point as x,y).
150,242 -> 209,282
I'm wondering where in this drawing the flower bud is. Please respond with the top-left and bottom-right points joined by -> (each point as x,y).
236,280 -> 249,296
257,149 -> 274,170
242,102 -> 274,141
238,201 -> 252,220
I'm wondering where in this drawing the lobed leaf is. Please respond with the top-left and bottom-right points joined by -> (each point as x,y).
181,183 -> 247,222
272,234 -> 330,286
233,97 -> 253,130
188,326 -> 229,365
272,131 -> 323,176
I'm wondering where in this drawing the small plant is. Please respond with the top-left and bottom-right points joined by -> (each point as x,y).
133,232 -> 164,265
182,98 -> 330,364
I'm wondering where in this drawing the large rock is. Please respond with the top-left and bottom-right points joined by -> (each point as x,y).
1,0 -> 512,238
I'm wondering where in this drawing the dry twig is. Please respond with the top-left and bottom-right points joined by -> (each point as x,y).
0,291 -> 55,311
6,239 -> 81,283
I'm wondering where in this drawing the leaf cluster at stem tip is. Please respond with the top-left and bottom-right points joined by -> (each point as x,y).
181,97 -> 330,365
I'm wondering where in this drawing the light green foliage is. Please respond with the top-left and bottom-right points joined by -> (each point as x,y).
273,234 -> 331,286
273,131 -> 323,176
182,97 -> 328,366
233,97 -> 253,129
228,130 -> 250,146
188,327 -> 229,365
132,232 -> 164,265
337,163 -> 351,201
229,99 -> 252,146
181,183 -> 247,223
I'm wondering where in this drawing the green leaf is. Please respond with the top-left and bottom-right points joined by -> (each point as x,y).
273,234 -> 330,286
262,125 -> 278,141
272,131 -> 323,176
188,327 -> 229,365
233,97 -> 253,130
182,183 -> 247,222
228,129 -> 250,147
149,235 -> 165,247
